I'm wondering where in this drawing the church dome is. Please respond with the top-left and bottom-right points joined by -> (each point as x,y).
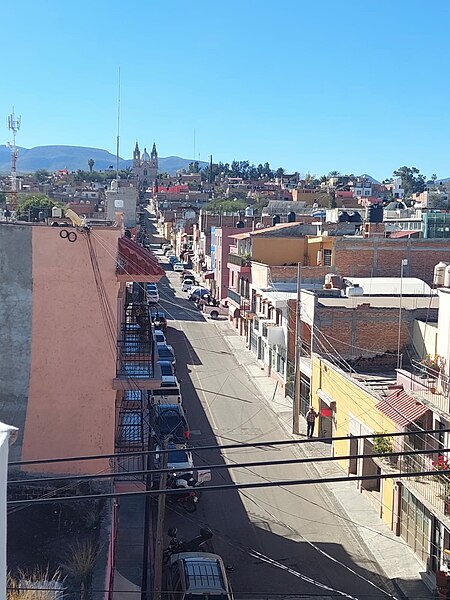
142,147 -> 150,161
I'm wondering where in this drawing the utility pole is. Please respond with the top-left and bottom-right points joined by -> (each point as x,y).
293,263 -> 302,434
397,258 -> 407,370
141,398 -> 154,600
152,437 -> 169,600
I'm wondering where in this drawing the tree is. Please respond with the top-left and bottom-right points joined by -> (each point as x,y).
16,194 -> 60,220
393,166 -> 426,197
204,198 -> 247,212
328,170 -> 341,179
0,191 -> 6,205
34,169 -> 51,183
87,158 -> 95,173
275,167 -> 285,179
188,161 -> 200,174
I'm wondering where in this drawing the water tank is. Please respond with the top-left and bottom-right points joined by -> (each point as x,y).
346,285 -> 364,297
434,261 -> 449,287
52,206 -> 62,218
287,211 -> 296,223
324,273 -> 342,289
272,215 -> 281,226
244,205 -> 254,217
367,204 -> 383,223
444,264 -> 450,288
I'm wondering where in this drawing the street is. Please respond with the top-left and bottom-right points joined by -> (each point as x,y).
151,235 -> 397,599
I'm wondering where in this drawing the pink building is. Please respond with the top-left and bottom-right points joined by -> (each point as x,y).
212,226 -> 252,300
0,222 -> 164,475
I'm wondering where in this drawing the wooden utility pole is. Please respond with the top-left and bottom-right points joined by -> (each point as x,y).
293,263 -> 302,434
152,438 -> 169,600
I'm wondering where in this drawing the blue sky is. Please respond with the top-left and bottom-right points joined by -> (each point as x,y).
2,0 -> 450,180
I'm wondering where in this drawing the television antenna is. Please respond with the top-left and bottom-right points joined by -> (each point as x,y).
7,108 -> 21,210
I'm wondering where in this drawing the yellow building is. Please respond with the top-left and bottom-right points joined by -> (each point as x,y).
311,355 -> 400,529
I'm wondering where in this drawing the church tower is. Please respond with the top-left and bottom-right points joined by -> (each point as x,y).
133,141 -> 140,169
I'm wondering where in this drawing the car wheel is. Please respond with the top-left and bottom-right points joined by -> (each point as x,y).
210,311 -> 219,319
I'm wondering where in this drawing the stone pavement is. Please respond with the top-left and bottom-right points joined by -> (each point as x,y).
216,320 -> 434,600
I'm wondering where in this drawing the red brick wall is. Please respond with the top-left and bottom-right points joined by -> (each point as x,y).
287,297 -> 438,368
333,238 -> 450,284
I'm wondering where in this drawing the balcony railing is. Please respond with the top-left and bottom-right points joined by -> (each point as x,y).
406,360 -> 450,414
114,389 -> 149,482
228,289 -> 242,305
398,452 -> 450,517
114,302 -> 157,388
228,253 -> 251,267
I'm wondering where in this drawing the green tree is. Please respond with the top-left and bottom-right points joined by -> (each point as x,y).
275,167 -> 285,179
0,191 -> 6,205
16,194 -> 61,220
393,166 -> 426,197
205,198 -> 247,212
188,161 -> 200,174
34,169 -> 51,183
87,158 -> 95,173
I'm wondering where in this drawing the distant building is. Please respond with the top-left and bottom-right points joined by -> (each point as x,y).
132,141 -> 158,186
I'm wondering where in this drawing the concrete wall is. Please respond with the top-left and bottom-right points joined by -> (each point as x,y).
106,185 -> 138,228
0,225 -> 33,462
21,226 -> 121,473
252,236 -> 307,265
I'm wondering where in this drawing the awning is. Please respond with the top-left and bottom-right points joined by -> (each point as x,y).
376,389 -> 429,427
202,271 -> 214,280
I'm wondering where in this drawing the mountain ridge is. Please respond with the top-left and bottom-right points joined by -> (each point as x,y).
0,144 -> 206,175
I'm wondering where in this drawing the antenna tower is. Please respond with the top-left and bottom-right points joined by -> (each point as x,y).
7,108 -> 21,210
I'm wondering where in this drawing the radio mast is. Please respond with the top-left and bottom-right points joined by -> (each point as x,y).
7,108 -> 21,211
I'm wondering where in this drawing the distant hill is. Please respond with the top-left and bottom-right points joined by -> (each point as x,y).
0,145 -> 207,175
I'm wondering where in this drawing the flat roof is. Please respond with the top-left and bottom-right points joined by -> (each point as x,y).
318,295 -> 439,310
344,277 -> 434,296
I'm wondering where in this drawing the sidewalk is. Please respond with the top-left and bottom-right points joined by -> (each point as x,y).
216,320 -> 434,600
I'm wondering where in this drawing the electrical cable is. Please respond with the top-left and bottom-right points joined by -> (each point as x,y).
7,467 -> 450,506
10,427 -> 448,467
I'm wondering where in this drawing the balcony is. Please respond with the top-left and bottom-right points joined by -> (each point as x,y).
228,288 -> 242,305
398,452 -> 450,519
114,389 -> 149,483
113,303 -> 161,390
227,253 -> 251,269
399,360 -> 450,415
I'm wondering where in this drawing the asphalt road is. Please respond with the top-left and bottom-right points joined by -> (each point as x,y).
147,218 -> 395,600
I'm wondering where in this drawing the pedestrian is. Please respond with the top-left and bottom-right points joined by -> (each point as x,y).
306,406 -> 318,438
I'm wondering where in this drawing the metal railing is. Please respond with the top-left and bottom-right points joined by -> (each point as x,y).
399,451 -> 450,517
407,359 -> 450,414
227,253 -> 251,267
115,390 -> 149,482
227,289 -> 241,305
116,302 -> 156,380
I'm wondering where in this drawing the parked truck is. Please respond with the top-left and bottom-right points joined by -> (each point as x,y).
202,301 -> 229,320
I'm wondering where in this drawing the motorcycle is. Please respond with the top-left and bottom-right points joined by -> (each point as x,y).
166,470 -> 211,514
163,527 -> 213,565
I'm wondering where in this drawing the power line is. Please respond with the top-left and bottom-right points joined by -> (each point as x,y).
8,467 -> 450,506
9,427 -> 449,467
9,445 -> 449,487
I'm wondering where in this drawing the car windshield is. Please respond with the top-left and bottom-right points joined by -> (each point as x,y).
158,348 -> 174,359
158,415 -> 183,435
168,449 -> 189,463
159,363 -> 173,376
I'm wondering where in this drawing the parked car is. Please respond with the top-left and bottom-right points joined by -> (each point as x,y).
173,262 -> 185,272
158,360 -> 178,387
151,309 -> 168,332
154,330 -> 166,344
154,442 -> 194,473
157,343 -> 176,370
180,270 -> 194,280
151,403 -> 189,444
166,552 -> 234,600
146,282 -> 160,303
169,256 -> 179,264
181,279 -> 195,292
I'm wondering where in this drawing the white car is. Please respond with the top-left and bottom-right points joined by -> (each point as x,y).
154,442 -> 194,473
173,262 -> 184,272
146,283 -> 160,303
154,330 -> 166,344
181,279 -> 194,292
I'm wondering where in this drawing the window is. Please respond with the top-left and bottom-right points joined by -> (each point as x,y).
323,249 -> 332,266
144,169 -> 147,176
231,271 -> 234,287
